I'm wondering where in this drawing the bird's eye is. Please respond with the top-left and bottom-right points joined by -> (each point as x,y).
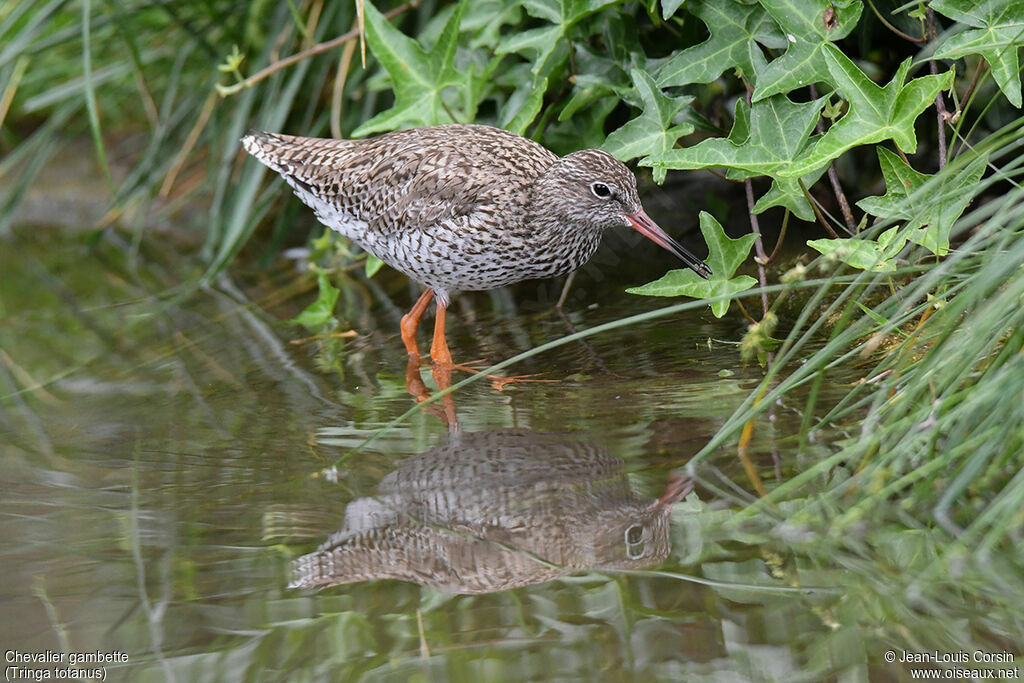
590,182 -> 612,199
625,524 -> 645,559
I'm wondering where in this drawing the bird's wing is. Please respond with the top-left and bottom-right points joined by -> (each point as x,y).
359,130 -> 556,237
242,126 -> 557,236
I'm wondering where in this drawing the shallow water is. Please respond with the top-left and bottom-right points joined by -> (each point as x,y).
1,226 -> 1019,681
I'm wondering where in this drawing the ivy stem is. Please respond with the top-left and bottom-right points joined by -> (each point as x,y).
864,0 -> 925,43
767,209 -> 790,263
809,84 -> 856,233
799,178 -> 841,238
926,7 -> 948,170
742,90 -> 769,317
744,178 -> 769,318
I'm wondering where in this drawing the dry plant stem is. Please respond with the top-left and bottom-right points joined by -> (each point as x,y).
737,415 -> 769,498
219,1 -> 418,96
744,179 -> 770,317
734,298 -> 758,325
130,64 -> 159,129
356,0 -> 367,67
809,84 -> 856,233
926,8 -> 948,170
304,0 -> 326,50
0,56 -> 28,130
556,271 -> 576,309
952,60 -> 988,158
959,58 -> 986,113
160,89 -> 218,198
330,18 -> 360,139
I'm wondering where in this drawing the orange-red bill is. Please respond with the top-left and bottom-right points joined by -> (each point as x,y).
654,472 -> 694,509
625,209 -> 712,279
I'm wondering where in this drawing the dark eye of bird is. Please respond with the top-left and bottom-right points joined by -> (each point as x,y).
625,523 -> 646,559
590,182 -> 612,199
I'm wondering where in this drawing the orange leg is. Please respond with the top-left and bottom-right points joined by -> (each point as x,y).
400,289 -> 435,360
430,300 -> 454,366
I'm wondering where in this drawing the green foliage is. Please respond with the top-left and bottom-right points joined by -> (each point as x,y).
292,266 -> 340,330
4,0 -> 1020,287
808,226 -> 907,271
626,212 -> 756,317
655,0 -> 783,88
931,0 -> 1024,107
353,0 -> 468,136
645,94 -> 826,181
601,69 -> 693,183
751,0 -> 863,101
856,147 -> 988,255
782,53 -> 953,177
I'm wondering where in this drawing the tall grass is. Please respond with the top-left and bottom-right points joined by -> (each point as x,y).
0,0 -> 365,263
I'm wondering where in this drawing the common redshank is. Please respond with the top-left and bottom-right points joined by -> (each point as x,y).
242,124 -> 711,366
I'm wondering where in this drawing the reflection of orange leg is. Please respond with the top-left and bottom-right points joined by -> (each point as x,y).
401,289 -> 434,360
430,300 -> 454,367
405,356 -> 432,404
405,356 -> 458,430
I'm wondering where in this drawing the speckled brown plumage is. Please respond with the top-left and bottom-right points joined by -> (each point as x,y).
242,124 -> 710,364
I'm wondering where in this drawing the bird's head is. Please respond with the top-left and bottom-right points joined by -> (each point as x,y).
535,149 -> 711,279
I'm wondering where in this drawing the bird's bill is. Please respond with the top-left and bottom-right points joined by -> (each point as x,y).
625,210 -> 712,279
653,473 -> 694,510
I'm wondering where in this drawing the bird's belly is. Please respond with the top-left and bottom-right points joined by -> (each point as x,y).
319,213 -> 600,294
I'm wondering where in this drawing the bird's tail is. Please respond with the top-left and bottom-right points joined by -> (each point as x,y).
241,130 -> 299,175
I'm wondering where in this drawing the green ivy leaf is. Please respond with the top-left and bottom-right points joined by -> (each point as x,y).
807,226 -> 907,272
856,147 -> 988,255
353,0 -> 468,137
782,50 -> 954,177
602,69 -> 694,183
751,163 -> 828,221
364,254 -> 384,278
932,0 -> 1024,108
496,0 -> 620,77
644,94 -> 825,178
627,211 -> 757,318
752,0 -> 864,102
501,77 -> 549,134
660,0 -> 686,20
656,0 -> 783,88
559,26 -> 643,122
292,268 -> 340,330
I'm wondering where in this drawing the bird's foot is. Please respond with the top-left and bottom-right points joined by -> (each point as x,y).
428,355 -> 559,392
486,373 -> 559,392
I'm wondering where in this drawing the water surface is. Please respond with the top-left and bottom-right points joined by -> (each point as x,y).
1,225 -> 1018,681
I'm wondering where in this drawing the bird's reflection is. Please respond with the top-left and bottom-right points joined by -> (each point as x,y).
291,430 -> 692,594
